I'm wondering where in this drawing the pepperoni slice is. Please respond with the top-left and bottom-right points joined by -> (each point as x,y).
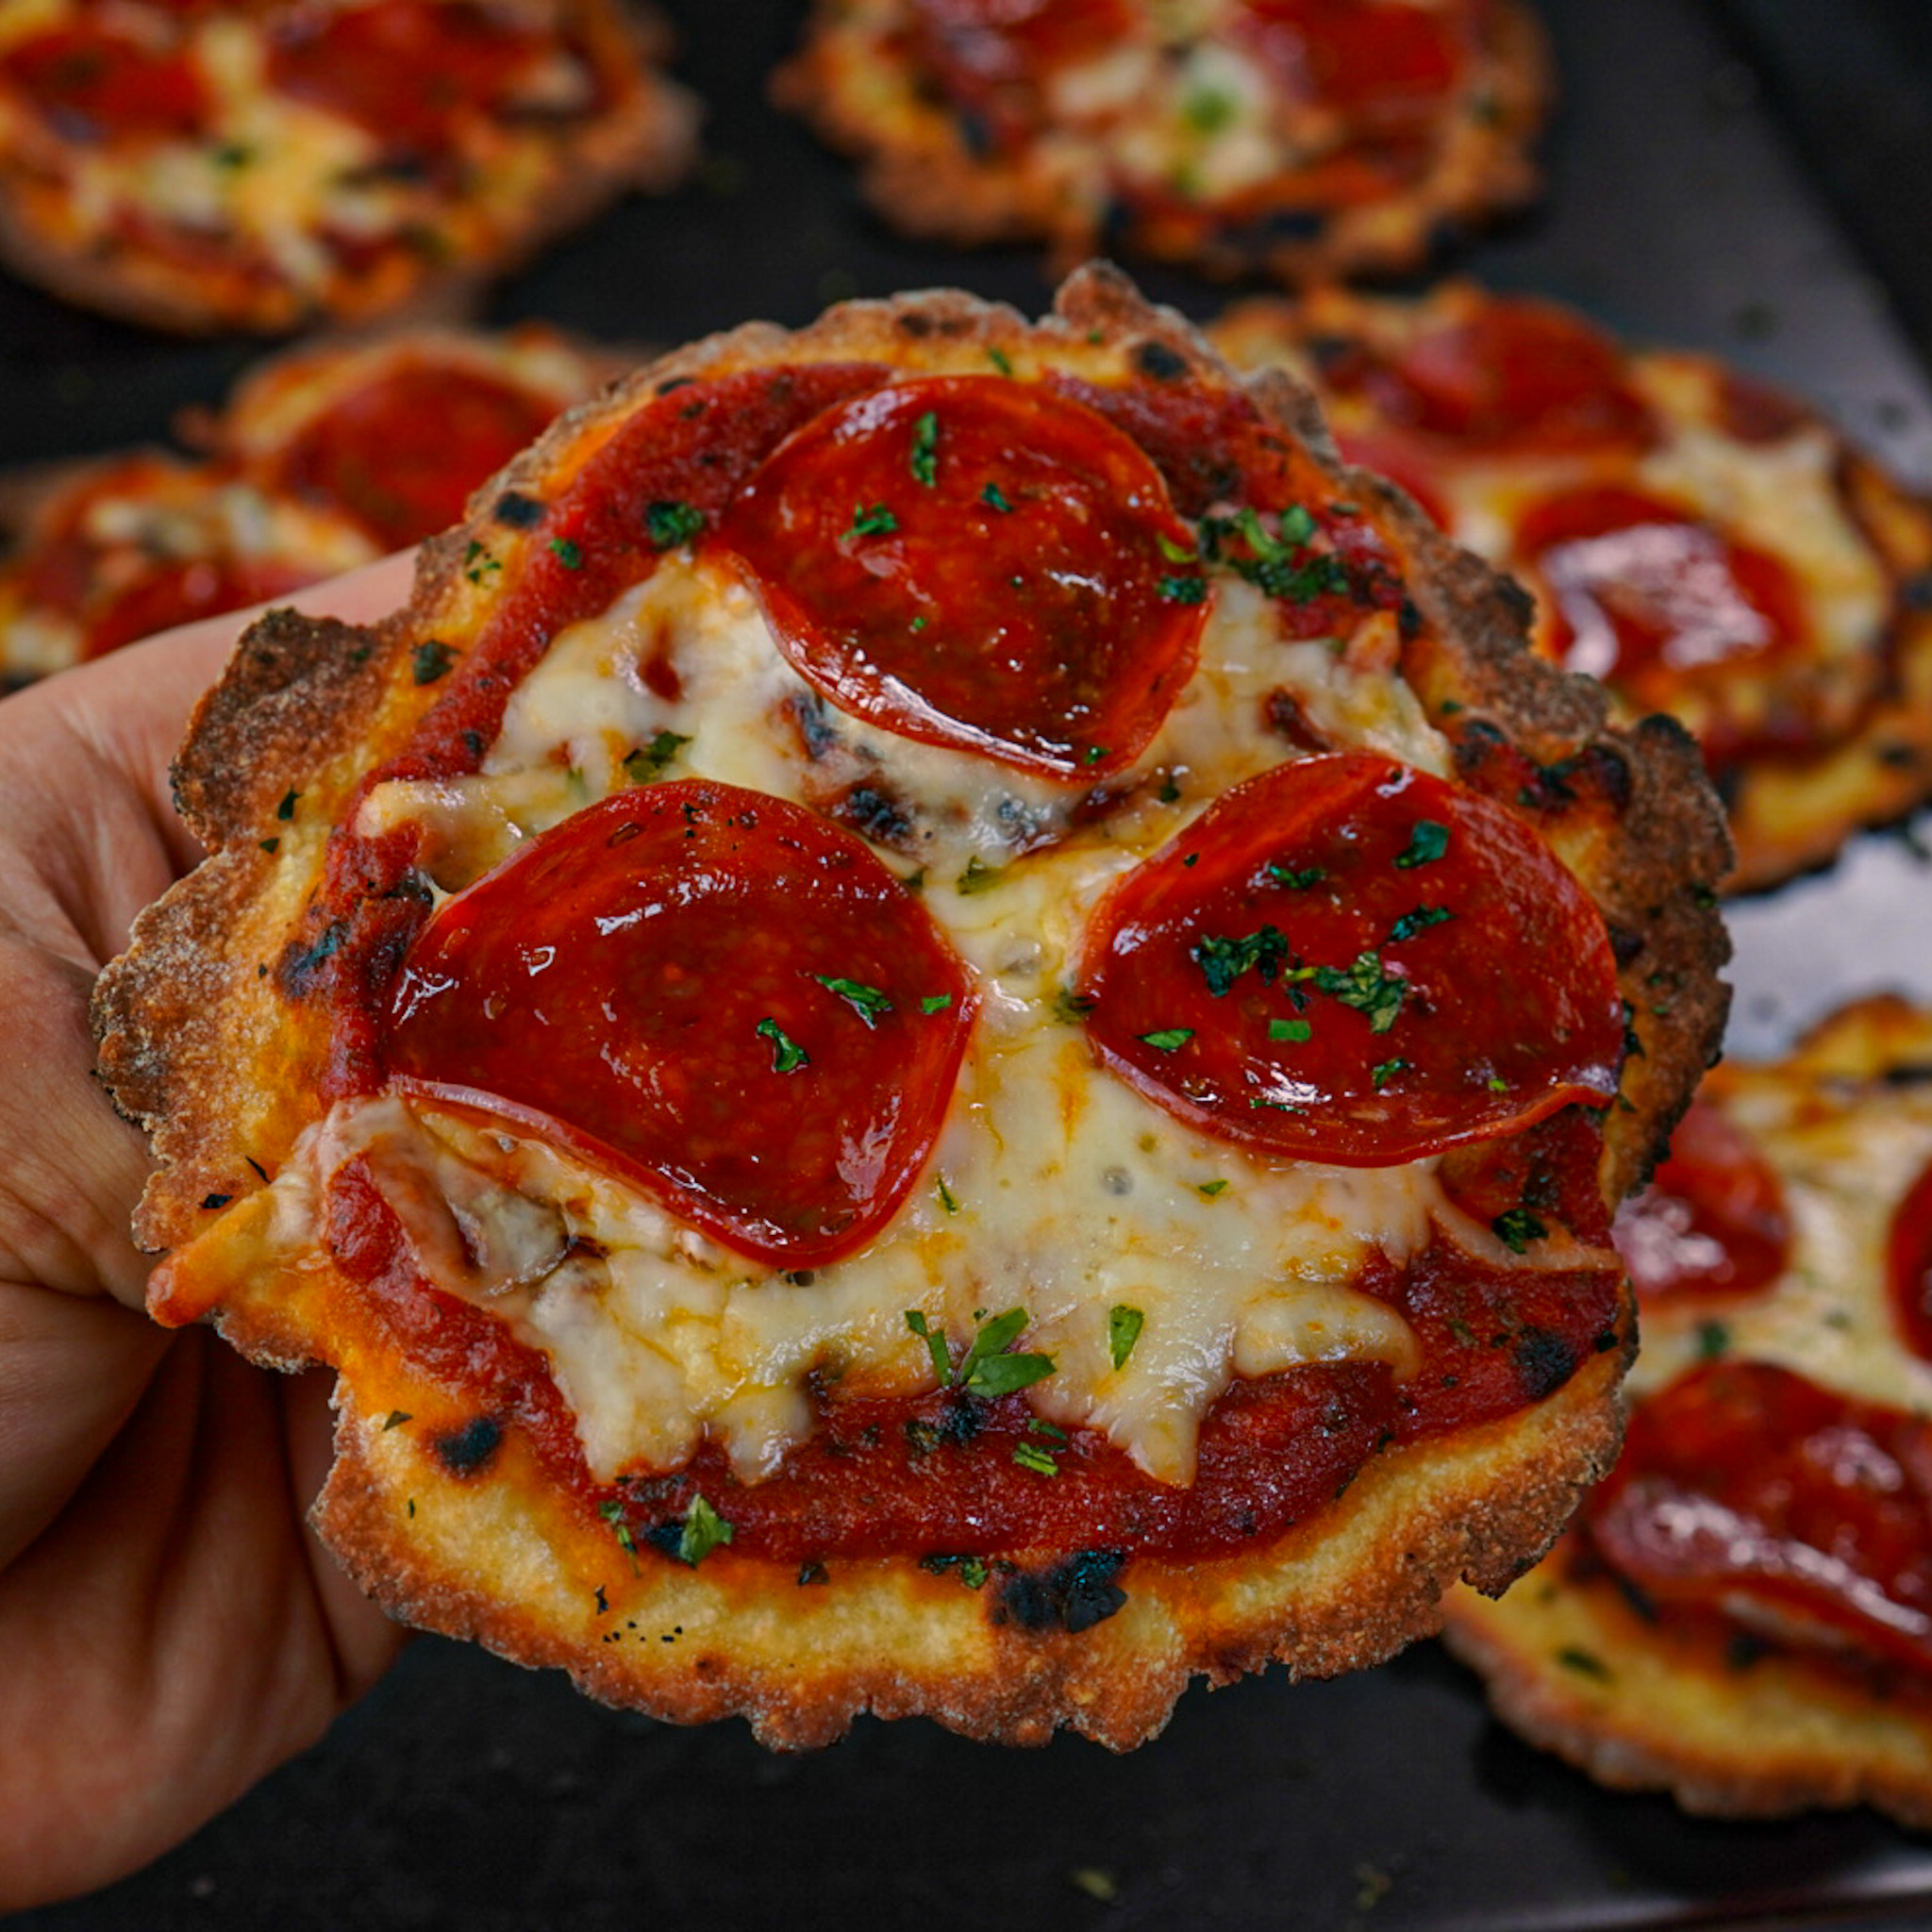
1612,1097 -> 1792,1303
1588,1360 -> 1932,1674
1077,752 -> 1624,1164
385,781 -> 978,1267
267,0 -> 564,156
3,24 -> 208,143
1234,0 -> 1463,125
270,361 -> 564,550
716,375 -> 1208,781
1318,298 -> 1656,456
1888,1156 -> 1932,1364
1517,483 -> 1810,694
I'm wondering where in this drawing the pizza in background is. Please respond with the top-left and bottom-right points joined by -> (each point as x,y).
1443,996 -> 1932,1826
92,267 -> 1729,1749
0,0 -> 695,334
1208,282 -> 1932,892
0,324 -> 625,683
774,0 -> 1550,286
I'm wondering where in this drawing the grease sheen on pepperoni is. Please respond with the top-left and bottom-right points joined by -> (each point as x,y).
267,0 -> 569,156
1588,1359 -> 1932,1675
271,360 -> 565,549
384,781 -> 977,1268
1078,752 -> 1624,1164
715,375 -> 1208,781
1518,483 -> 1808,690
1888,1156 -> 1932,1364
3,24 -> 209,144
1320,297 -> 1656,455
1234,0 -> 1463,125
1612,1097 -> 1792,1303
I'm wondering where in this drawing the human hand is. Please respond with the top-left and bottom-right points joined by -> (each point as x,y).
0,552 -> 419,1911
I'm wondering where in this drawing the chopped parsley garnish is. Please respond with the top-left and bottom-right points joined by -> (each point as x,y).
645,499 -> 707,549
1196,504 -> 1344,601
1388,904 -> 1453,943
623,729 -> 690,782
921,1552 -> 991,1590
462,540 -> 501,585
921,992 -> 954,1014
1192,924 -> 1290,996
1268,864 -> 1326,890
598,1497 -> 638,1562
847,501 -> 898,538
1269,1017 -> 1312,1042
410,639 -> 457,685
956,855 -> 1007,895
1307,952 -> 1407,1034
1395,819 -> 1450,869
959,1309 -> 1056,1396
1139,1027 -> 1194,1053
906,1307 -> 1056,1397
981,482 -> 1014,513
1195,1179 -> 1228,1198
1108,1304 -> 1145,1370
906,1308 -> 952,1382
815,974 -> 892,1025
548,536 -> 584,570
675,1493 -> 734,1567
987,346 -> 1013,376
755,1016 -> 809,1073
276,787 -> 299,821
1370,1058 -> 1410,1089
381,1409 -> 412,1431
1011,1441 -> 1060,1476
1556,1645 -> 1611,1681
910,409 -> 940,486
1158,572 -> 1208,605
1696,1319 -> 1731,1360
1491,1207 -> 1549,1253
935,1174 -> 959,1215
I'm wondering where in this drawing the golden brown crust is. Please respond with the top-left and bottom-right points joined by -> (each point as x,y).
1443,996 -> 1932,1824
94,265 -> 1729,1747
1208,282 -> 1932,895
1443,1550 -> 1932,1827
774,0 -> 1550,287
0,0 -> 695,335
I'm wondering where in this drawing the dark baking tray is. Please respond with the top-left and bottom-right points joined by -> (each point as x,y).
7,2 -> 1932,1926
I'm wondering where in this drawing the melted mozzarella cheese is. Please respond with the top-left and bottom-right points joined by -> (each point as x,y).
336,549 -> 1465,1488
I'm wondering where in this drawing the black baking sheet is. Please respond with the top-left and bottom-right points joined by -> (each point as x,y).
7,2 -> 1932,1927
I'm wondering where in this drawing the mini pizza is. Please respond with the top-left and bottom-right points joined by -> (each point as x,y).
774,0 -> 1550,287
1208,282 -> 1932,893
0,0 -> 695,334
1442,997 -> 1932,1825
92,267 -> 1729,1749
0,324 -> 621,682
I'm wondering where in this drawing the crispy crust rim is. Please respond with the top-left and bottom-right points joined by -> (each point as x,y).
1443,996 -> 1932,1824
1442,1566 -> 1932,1828
93,264 -> 1730,1746
774,0 -> 1552,286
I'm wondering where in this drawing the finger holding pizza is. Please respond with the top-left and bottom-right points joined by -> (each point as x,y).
0,555 -> 414,1914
